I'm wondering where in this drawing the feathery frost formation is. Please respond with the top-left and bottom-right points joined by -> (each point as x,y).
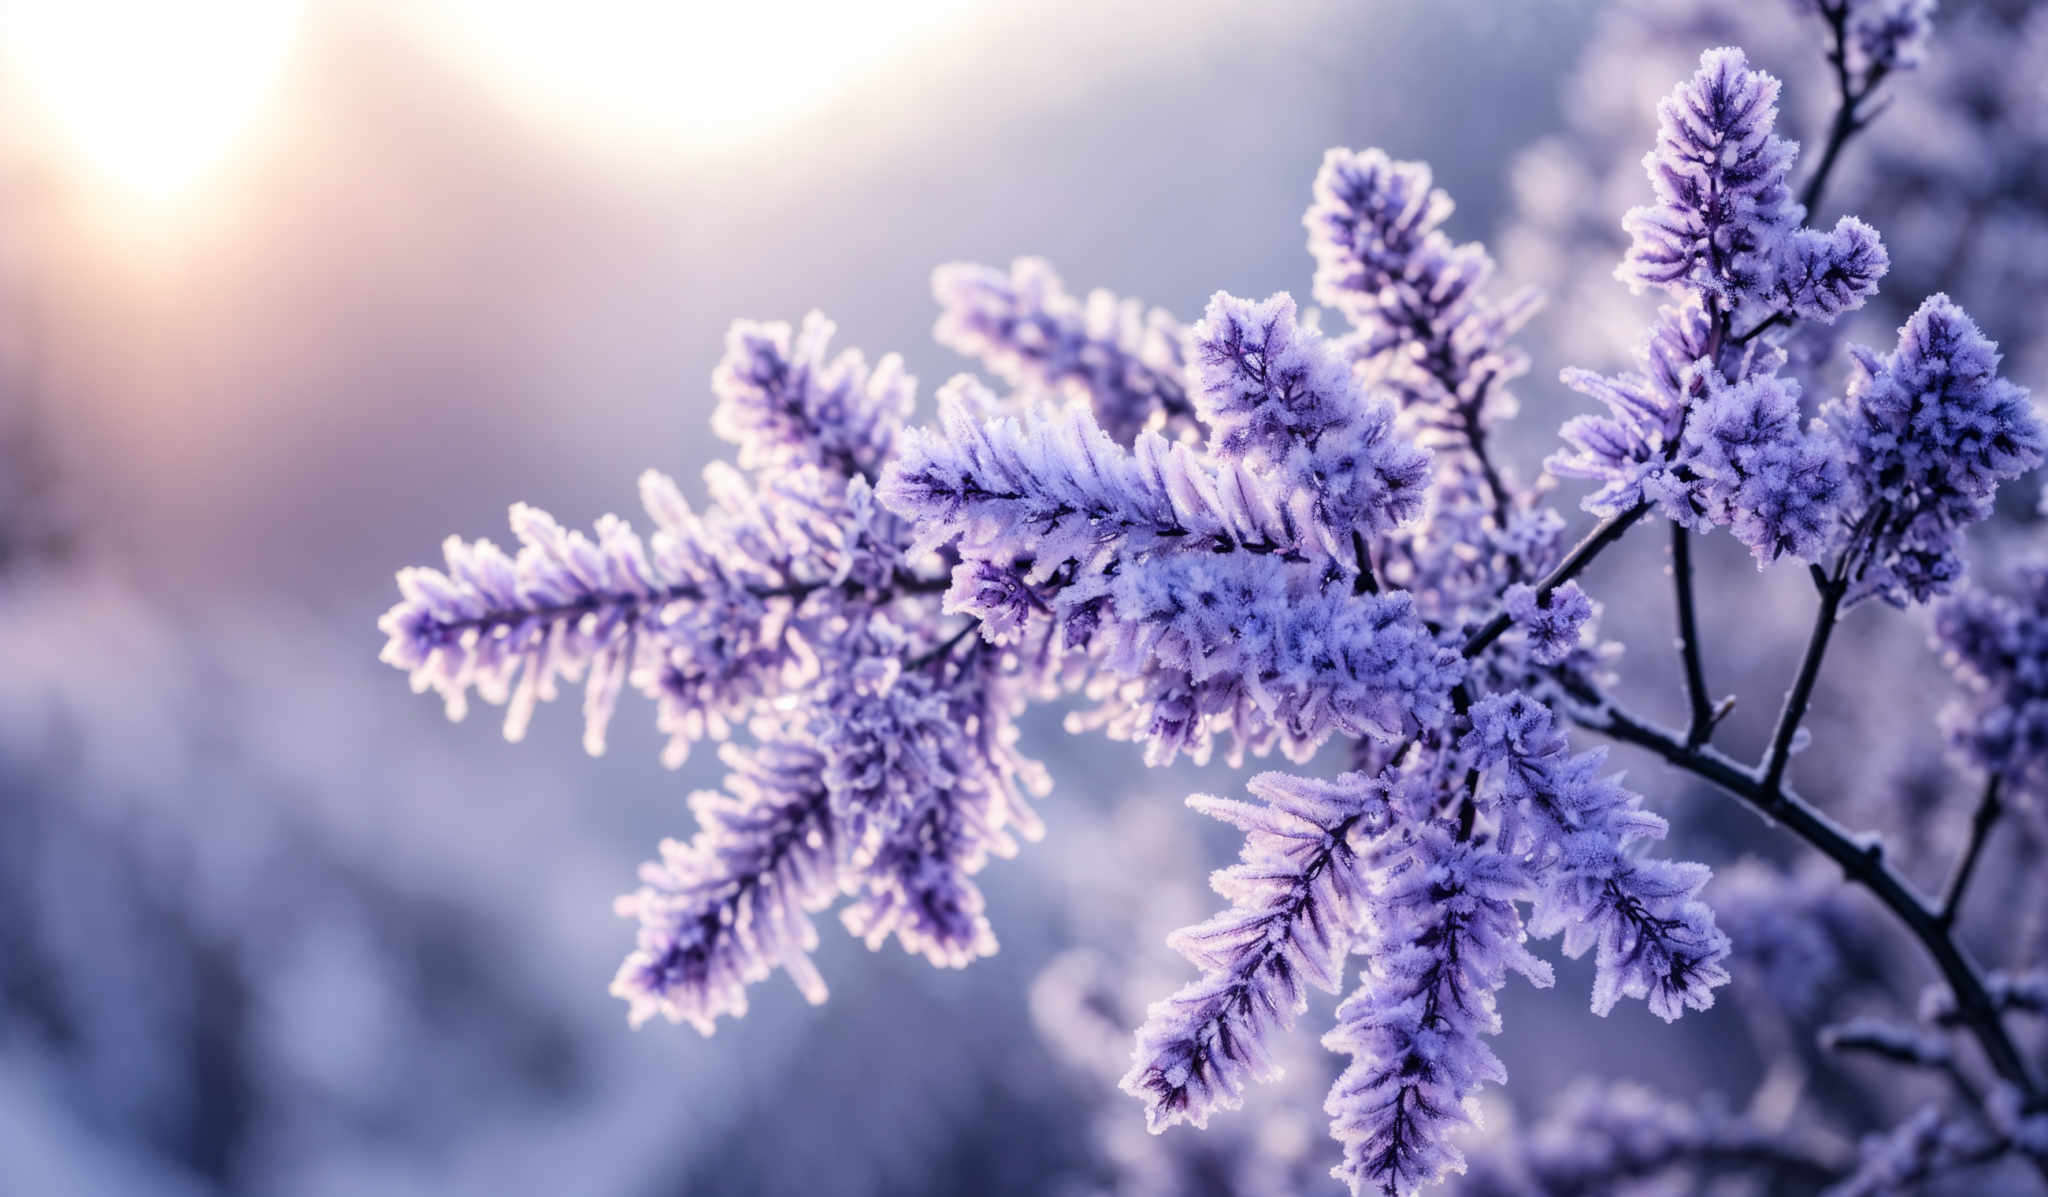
1305,148 -> 1543,459
1618,47 -> 1804,303
384,315 -> 1048,1033
1188,291 -> 1434,542
882,294 -> 1453,767
380,8 -> 2048,1193
1121,771 -> 1386,1131
932,257 -> 1193,442
1560,45 -> 2042,591
1935,562 -> 2048,790
1824,295 -> 2045,604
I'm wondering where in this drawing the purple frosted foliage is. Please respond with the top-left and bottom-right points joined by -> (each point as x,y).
1554,312 -> 1845,566
881,381 -> 1344,572
881,383 -> 1458,763
839,642 -> 1047,968
1767,216 -> 1889,324
1122,771 -> 1391,1132
1098,556 -> 1465,758
370,29 -> 2048,1192
1824,294 -> 2045,605
1548,301 -> 1710,519
1934,563 -> 2048,789
379,466 -> 847,762
1305,148 -> 1543,455
1305,148 -> 1450,325
1191,291 -> 1357,461
1619,48 -> 1802,302
1681,370 -> 1845,565
1189,291 -> 1434,542
932,257 -> 1193,442
615,618 -> 1046,1028
1324,822 -> 1551,1197
1500,581 -> 1594,665
610,739 -> 840,1033
383,312 -> 1069,1031
1612,44 -> 1895,327
812,627 -> 1042,969
1711,858 -> 1870,1019
710,312 -> 915,479
1464,694 -> 1731,1021
1378,468 -> 1572,652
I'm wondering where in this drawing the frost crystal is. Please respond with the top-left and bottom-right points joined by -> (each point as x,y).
1682,370 -> 1844,565
1934,563 -> 2048,789
1123,771 -> 1389,1131
1189,291 -> 1435,542
373,22 -> 2048,1192
1324,822 -> 1549,1196
1501,582 -> 1594,665
1620,48 -> 1802,303
932,257 -> 1193,442
1305,148 -> 1543,458
1824,294 -> 2044,604
711,312 -> 914,479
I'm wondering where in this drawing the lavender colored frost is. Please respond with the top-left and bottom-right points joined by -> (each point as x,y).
379,10 -> 2048,1195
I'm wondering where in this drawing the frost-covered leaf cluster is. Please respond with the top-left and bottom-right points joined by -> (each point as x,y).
380,3 -> 2048,1192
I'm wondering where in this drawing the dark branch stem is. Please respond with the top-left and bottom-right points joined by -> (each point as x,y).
1939,773 -> 2007,929
1734,311 -> 1789,346
1460,391 -> 1516,538
1572,700 -> 2044,1104
1760,568 -> 1845,795
1670,525 -> 1718,746
1463,501 -> 1650,658
1352,529 -> 1380,596
1799,2 -> 1889,217
908,620 -> 981,671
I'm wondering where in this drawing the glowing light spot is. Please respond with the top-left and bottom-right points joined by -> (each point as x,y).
1,1 -> 303,204
413,0 -> 978,157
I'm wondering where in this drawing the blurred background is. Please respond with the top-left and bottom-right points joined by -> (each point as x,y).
1,1 -> 2041,1193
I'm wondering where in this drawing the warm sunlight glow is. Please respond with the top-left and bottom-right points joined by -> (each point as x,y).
0,1 -> 303,204
416,0 -> 978,156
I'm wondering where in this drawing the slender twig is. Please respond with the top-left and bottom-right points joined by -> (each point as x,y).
1760,567 -> 1846,796
1460,385 -> 1516,539
1939,774 -> 2007,929
1463,501 -> 1650,658
1799,0 -> 1891,217
908,620 -> 980,671
1670,525 -> 1719,746
1352,529 -> 1380,596
1734,311 -> 1789,346
1572,699 -> 2045,1106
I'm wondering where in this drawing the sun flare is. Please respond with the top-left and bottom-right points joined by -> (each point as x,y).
412,0 -> 979,157
0,1 -> 304,205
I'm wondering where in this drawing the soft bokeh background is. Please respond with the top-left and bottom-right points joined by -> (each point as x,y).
1,1 -> 2040,1193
